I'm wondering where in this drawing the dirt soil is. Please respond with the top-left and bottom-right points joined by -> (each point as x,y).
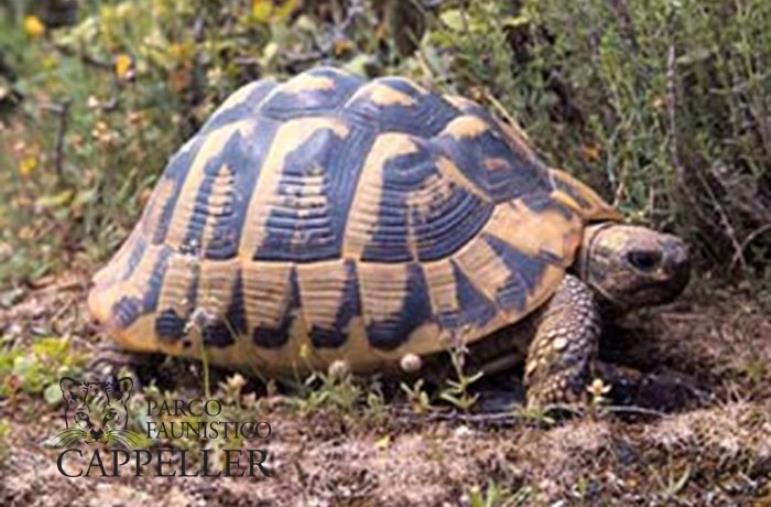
0,272 -> 769,506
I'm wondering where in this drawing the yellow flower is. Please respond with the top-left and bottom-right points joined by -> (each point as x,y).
581,142 -> 603,163
252,0 -> 272,21
114,53 -> 133,80
252,0 -> 297,22
23,16 -> 46,38
586,378 -> 611,398
18,156 -> 38,176
226,373 -> 247,392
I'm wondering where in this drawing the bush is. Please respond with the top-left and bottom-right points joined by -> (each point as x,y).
0,0 -> 768,290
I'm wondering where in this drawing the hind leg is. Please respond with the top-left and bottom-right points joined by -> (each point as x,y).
524,275 -> 600,409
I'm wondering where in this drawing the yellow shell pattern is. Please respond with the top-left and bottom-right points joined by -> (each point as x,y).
88,67 -> 621,376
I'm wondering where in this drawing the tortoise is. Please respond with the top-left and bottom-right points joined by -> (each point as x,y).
88,66 -> 690,407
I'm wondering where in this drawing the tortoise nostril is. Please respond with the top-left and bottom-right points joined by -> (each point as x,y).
627,250 -> 661,271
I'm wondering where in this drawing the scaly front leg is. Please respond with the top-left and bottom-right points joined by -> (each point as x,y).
524,274 -> 600,409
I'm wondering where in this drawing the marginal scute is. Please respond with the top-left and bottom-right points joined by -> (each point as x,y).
243,263 -> 301,349
201,269 -> 246,348
154,252 -> 199,340
448,260 -> 497,327
482,233 -> 550,310
297,259 -> 361,348
548,169 -> 623,222
112,297 -> 143,330
155,308 -> 186,341
358,262 -> 432,350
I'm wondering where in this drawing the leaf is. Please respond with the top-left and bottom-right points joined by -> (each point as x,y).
35,190 -> 74,209
18,156 -> 38,177
440,9 -> 464,31
252,0 -> 298,23
374,434 -> 391,450
502,15 -> 530,29
252,0 -> 273,22
44,383 -> 63,406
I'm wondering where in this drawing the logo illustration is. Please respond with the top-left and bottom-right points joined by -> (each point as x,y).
50,375 -> 144,448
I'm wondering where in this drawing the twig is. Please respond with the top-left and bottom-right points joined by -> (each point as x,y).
45,100 -> 71,181
666,44 -> 687,195
392,402 -> 667,427
730,223 -> 771,270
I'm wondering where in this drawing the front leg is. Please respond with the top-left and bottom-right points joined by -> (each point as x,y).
524,274 -> 600,409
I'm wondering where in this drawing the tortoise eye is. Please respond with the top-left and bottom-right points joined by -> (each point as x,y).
627,250 -> 661,271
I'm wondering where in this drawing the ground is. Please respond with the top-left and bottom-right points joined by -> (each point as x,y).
0,272 -> 769,507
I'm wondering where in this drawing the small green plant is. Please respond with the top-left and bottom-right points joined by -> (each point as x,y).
585,377 -> 612,419
512,404 -> 557,427
400,378 -> 432,415
468,481 -> 505,507
439,345 -> 483,412
0,418 -> 11,467
288,368 -> 364,415
0,337 -> 85,402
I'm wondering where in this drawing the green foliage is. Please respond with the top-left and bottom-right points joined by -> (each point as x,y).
287,369 -> 365,415
0,0 -> 768,292
0,336 -> 85,399
439,345 -> 483,411
427,0 -> 770,281
400,378 -> 432,414
0,418 -> 10,467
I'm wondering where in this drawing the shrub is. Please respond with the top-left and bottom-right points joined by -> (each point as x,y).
0,0 -> 768,291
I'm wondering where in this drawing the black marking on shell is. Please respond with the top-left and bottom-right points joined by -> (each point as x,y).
438,260 -> 497,328
361,141 -> 494,263
435,125 -> 550,203
202,270 -> 246,347
261,67 -> 363,120
151,136 -> 206,245
366,264 -> 432,350
309,260 -> 361,348
482,233 -> 548,312
552,175 -> 592,209
343,77 -> 459,136
111,297 -> 143,329
119,235 -> 148,283
252,268 -> 301,348
199,80 -> 277,134
155,308 -> 186,341
183,125 -> 281,260
141,248 -> 172,313
521,192 -> 574,220
253,123 -> 376,262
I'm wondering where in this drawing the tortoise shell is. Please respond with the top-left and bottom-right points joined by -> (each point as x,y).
88,66 -> 621,375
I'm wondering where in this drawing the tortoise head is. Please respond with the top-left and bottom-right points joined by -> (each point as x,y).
578,224 -> 690,310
